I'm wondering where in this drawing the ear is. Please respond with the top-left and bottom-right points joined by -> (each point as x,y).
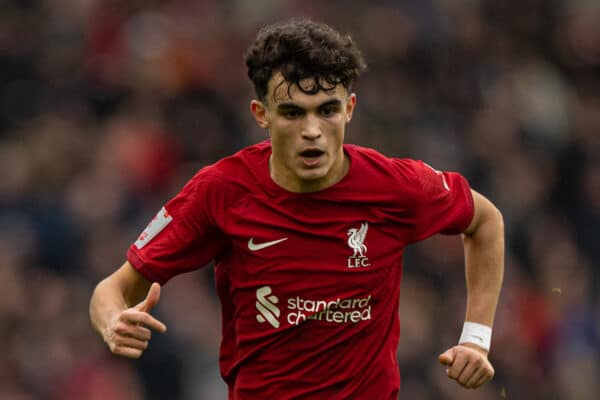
345,93 -> 357,123
250,100 -> 269,129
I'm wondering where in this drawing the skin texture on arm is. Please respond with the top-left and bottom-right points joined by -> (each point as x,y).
89,261 -> 167,359
439,189 -> 505,389
462,189 -> 505,327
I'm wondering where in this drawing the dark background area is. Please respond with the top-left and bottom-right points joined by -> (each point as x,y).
1,0 -> 599,399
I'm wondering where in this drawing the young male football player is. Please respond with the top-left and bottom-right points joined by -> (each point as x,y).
90,19 -> 504,399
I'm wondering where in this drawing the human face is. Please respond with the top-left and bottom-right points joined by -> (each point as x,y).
251,73 -> 357,192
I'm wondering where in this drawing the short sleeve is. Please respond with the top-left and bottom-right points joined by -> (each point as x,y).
402,160 -> 474,244
127,168 -> 228,284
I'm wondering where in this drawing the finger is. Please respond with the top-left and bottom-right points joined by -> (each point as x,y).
138,313 -> 167,333
115,335 -> 149,351
127,325 -> 152,341
447,356 -> 468,380
115,323 -> 152,341
439,349 -> 454,366
464,366 -> 486,389
134,282 -> 162,312
122,310 -> 167,333
457,359 -> 482,387
112,345 -> 144,359
472,366 -> 494,388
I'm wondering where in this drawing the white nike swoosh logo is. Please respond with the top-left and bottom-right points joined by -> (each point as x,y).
248,237 -> 288,251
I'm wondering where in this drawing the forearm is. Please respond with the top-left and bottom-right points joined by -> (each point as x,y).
438,195 -> 502,387
89,277 -> 130,338
462,206 -> 504,327
89,262 -> 151,338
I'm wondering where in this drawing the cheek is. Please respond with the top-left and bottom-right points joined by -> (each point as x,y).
272,125 -> 293,143
270,117 -> 294,133
326,113 -> 345,128
326,119 -> 345,140
270,125 -> 297,153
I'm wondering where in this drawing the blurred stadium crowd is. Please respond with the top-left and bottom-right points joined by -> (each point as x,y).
1,0 -> 599,399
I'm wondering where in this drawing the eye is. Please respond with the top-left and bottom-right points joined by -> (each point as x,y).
281,109 -> 303,119
320,107 -> 339,117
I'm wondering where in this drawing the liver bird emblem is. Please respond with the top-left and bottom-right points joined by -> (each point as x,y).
347,222 -> 368,258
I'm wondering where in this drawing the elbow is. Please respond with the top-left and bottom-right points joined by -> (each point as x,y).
490,204 -> 504,235
470,204 -> 504,243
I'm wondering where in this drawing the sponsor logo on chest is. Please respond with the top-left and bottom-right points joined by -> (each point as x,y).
255,286 -> 372,328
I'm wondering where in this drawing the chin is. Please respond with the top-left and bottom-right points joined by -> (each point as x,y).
297,168 -> 328,182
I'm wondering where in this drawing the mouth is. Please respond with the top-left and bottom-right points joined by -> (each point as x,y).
299,148 -> 325,167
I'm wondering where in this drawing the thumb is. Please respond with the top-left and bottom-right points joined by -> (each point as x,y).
135,282 -> 161,312
438,348 -> 455,366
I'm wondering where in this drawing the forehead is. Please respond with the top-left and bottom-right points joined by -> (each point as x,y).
266,72 -> 347,106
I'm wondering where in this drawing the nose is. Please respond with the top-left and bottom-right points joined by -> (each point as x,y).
301,114 -> 321,139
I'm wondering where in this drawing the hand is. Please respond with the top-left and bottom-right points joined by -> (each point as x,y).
104,283 -> 167,359
438,343 -> 495,389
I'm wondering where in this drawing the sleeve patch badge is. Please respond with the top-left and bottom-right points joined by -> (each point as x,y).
134,206 -> 173,249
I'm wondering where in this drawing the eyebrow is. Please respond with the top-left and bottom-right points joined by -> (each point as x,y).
276,99 -> 343,110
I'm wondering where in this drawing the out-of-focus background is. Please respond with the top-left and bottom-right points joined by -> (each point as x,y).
1,0 -> 598,399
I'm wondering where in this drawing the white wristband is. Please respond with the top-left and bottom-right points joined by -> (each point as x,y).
459,322 -> 492,351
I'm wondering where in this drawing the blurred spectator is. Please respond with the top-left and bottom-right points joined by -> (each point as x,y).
1,0 -> 598,399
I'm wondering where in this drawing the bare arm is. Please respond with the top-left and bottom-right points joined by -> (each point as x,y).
462,189 -> 504,327
90,261 -> 167,359
439,189 -> 504,389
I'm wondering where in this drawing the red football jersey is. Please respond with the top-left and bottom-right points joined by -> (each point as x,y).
127,141 -> 474,399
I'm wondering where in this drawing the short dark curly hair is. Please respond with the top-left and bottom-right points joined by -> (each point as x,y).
244,19 -> 367,102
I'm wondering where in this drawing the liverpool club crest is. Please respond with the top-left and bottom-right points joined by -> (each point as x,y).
347,222 -> 370,268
